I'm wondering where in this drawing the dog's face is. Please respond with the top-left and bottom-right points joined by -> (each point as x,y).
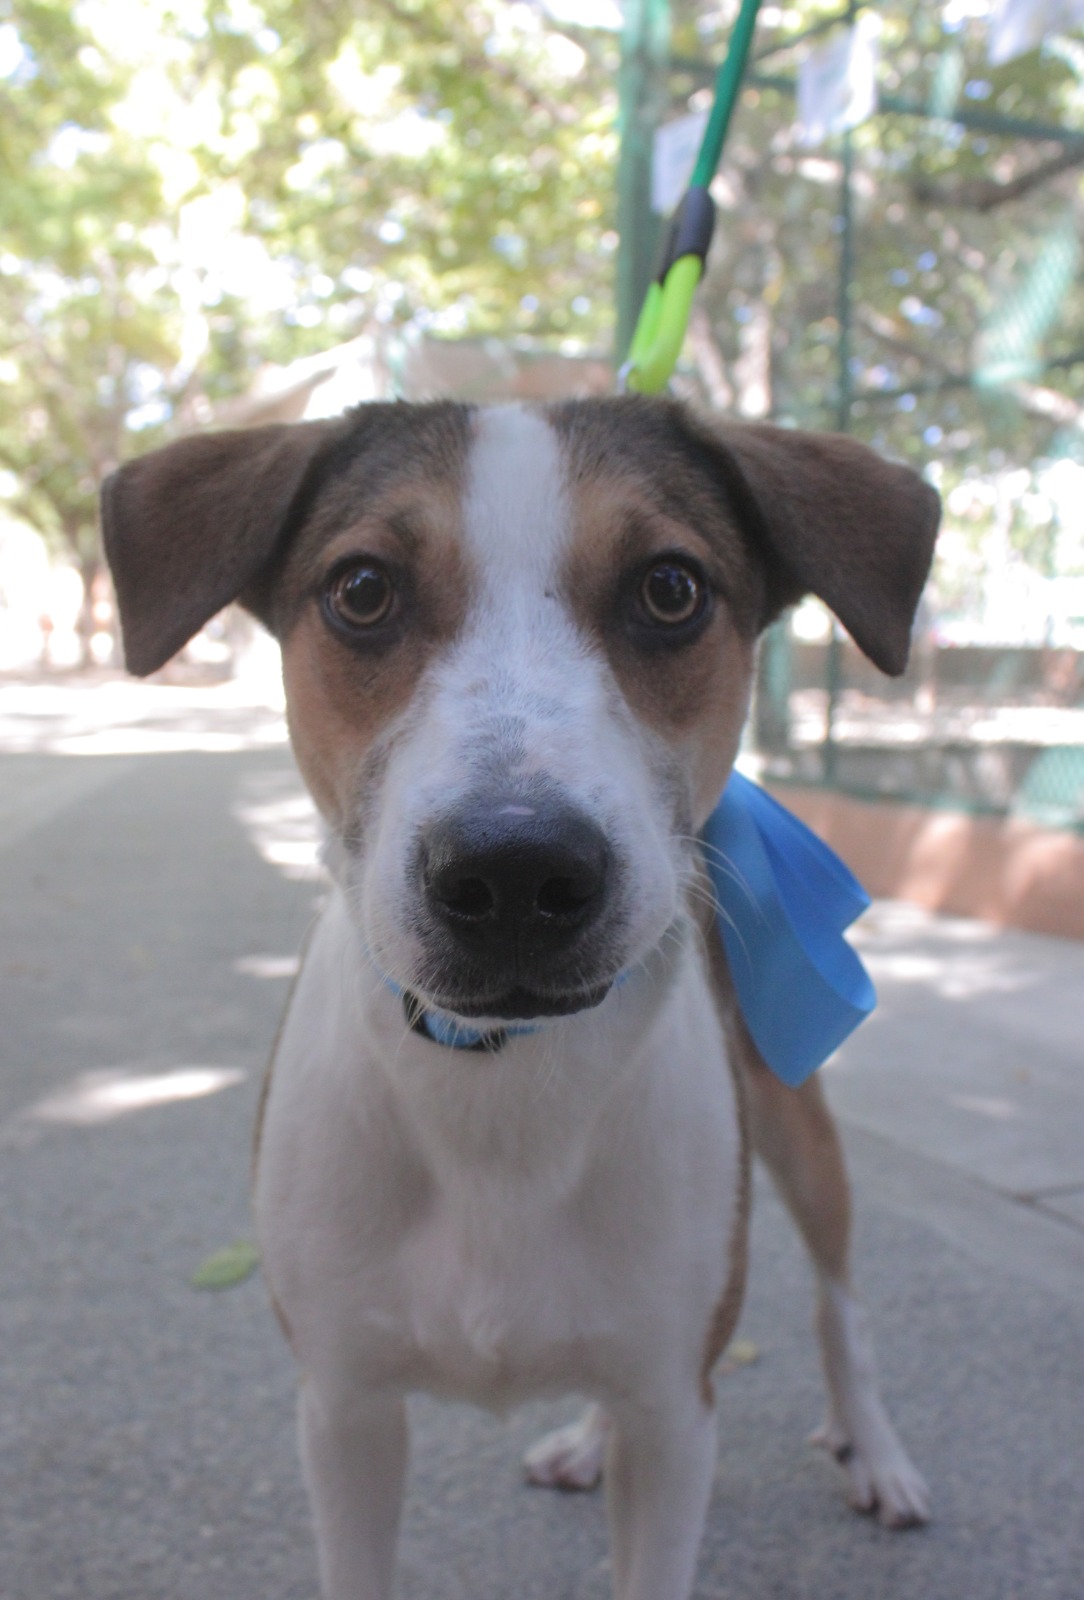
103,397 -> 938,1023
274,403 -> 759,1019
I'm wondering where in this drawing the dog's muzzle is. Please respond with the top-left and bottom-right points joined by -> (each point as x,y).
415,797 -> 616,1018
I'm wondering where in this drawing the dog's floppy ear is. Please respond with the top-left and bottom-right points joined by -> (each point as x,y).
687,416 -> 940,676
102,418 -> 352,677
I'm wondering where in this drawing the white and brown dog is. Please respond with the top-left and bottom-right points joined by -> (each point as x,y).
103,397 -> 939,1600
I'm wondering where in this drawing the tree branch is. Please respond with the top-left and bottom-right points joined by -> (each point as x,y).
687,303 -> 734,410
856,306 -> 960,380
371,0 -> 573,125
912,146 -> 1084,212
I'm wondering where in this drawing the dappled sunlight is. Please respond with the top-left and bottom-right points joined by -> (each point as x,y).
855,899 -> 998,944
4,1064 -> 245,1138
820,897 -> 1080,1198
231,766 -> 323,881
0,665 -> 287,757
850,899 -> 1045,1001
948,1093 -> 1021,1122
858,945 -> 1034,1002
234,953 -> 301,979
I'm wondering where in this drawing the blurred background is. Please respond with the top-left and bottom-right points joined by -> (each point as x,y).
3,13 -> 1083,1596
1,0 -> 1082,894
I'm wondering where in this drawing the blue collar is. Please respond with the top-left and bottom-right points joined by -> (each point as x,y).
385,773 -> 876,1083
400,987 -> 523,1053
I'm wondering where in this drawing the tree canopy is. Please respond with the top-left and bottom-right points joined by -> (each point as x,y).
0,0 -> 620,581
2,0 -> 1083,616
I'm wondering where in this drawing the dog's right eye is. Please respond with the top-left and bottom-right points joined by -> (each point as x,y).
324,561 -> 396,631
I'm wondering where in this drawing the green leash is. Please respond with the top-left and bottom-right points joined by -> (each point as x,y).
622,0 -> 764,394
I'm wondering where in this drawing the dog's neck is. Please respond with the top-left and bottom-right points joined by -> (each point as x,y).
323,887 -> 703,1180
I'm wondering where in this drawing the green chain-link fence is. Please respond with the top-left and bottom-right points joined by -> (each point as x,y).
619,1 -> 1084,834
755,623 -> 1084,831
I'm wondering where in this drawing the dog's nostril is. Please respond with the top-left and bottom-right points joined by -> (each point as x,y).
536,875 -> 593,918
438,875 -> 495,921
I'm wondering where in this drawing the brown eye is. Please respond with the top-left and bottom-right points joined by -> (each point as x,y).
639,560 -> 705,626
325,562 -> 395,629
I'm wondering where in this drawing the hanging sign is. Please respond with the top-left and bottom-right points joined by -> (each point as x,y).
989,0 -> 1084,65
652,109 -> 709,214
797,16 -> 880,147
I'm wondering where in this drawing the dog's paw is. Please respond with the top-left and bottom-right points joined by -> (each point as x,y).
523,1403 -> 609,1492
810,1417 -> 931,1529
809,1417 -> 852,1461
865,1454 -> 931,1530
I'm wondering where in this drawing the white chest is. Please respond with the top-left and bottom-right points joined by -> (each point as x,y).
257,908 -> 744,1409
387,1197 -> 612,1405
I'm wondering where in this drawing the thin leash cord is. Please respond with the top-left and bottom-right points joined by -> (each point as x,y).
690,0 -> 762,189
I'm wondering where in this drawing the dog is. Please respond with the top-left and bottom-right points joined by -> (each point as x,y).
103,395 -> 939,1600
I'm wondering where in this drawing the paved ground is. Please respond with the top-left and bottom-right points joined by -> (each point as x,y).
1,673 -> 1082,1600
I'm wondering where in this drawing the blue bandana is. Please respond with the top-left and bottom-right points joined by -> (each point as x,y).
701,771 -> 875,1087
391,773 -> 875,1085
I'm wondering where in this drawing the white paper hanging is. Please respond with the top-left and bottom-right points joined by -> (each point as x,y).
797,15 -> 880,147
651,109 -> 708,214
989,0 -> 1084,64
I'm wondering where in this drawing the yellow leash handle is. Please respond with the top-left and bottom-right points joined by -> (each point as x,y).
623,255 -> 703,395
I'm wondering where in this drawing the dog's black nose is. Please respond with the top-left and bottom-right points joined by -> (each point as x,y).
422,801 -> 611,948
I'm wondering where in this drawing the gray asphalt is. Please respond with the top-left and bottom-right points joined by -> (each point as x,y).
2,687 -> 1082,1600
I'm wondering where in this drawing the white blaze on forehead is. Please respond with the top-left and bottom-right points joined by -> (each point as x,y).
462,406 -> 571,605
440,403 -> 604,784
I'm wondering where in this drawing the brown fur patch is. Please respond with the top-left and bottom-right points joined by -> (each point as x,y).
737,1043 -> 853,1287
549,395 -> 940,679
551,402 -> 760,824
549,397 -> 766,631
699,901 -> 753,1405
272,410 -> 475,830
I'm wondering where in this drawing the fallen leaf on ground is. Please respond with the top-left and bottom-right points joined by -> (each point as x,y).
717,1338 -> 760,1375
191,1240 -> 260,1290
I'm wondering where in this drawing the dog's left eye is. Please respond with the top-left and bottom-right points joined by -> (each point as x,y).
639,560 -> 706,627
324,562 -> 396,630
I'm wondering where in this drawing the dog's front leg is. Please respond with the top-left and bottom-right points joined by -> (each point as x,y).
606,1395 -> 718,1600
299,1378 -> 407,1600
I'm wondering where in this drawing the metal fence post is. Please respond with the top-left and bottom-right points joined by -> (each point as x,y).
824,80 -> 857,785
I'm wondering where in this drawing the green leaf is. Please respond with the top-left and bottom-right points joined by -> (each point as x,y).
191,1240 -> 261,1291
717,1338 -> 760,1376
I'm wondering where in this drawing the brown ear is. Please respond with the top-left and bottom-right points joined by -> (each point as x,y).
687,416 -> 940,676
101,417 -> 352,676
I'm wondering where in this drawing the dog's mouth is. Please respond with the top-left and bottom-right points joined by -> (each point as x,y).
426,979 -> 614,1023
